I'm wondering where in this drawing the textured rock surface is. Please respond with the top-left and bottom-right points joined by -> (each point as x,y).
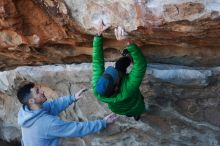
0,0 -> 220,70
0,63 -> 219,146
0,0 -> 220,145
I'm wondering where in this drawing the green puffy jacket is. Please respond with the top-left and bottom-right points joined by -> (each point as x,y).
92,36 -> 147,116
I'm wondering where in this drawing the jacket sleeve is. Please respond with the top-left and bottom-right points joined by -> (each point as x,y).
125,44 -> 147,96
42,96 -> 76,116
92,36 -> 105,95
47,117 -> 107,138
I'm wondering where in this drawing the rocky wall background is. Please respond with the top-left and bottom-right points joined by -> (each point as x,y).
0,0 -> 220,146
0,63 -> 220,146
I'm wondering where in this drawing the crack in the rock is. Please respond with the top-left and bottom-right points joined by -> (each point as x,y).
68,82 -> 72,96
163,106 -> 220,131
174,5 -> 179,16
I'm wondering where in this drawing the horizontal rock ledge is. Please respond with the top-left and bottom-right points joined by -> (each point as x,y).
0,63 -> 219,93
1,0 -> 220,70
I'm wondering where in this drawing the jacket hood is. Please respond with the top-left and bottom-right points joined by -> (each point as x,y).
18,105 -> 46,128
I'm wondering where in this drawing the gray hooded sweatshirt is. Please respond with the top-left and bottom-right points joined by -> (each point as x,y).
18,95 -> 106,146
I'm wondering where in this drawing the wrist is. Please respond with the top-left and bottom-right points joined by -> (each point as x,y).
74,95 -> 78,102
125,40 -> 132,45
97,31 -> 103,36
96,34 -> 102,37
101,120 -> 107,128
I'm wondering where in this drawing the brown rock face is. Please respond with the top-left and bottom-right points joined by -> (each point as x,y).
0,0 -> 220,70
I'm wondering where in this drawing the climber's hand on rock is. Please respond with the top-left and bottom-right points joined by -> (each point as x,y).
114,26 -> 128,40
114,26 -> 132,45
97,19 -> 110,36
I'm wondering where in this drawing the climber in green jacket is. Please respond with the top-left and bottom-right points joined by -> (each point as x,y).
92,20 -> 147,121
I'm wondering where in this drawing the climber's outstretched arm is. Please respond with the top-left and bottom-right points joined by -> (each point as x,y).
114,27 -> 147,95
92,20 -> 110,95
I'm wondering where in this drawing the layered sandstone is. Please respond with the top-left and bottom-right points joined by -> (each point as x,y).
0,0 -> 220,145
0,0 -> 220,71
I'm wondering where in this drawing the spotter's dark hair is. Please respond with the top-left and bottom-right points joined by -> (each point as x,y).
17,82 -> 35,105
